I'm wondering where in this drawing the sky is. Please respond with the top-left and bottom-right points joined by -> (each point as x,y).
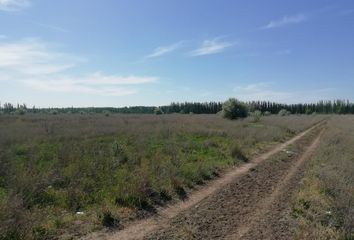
0,0 -> 354,107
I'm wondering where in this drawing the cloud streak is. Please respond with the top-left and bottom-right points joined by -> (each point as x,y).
190,38 -> 234,56
144,42 -> 183,59
0,0 -> 30,11
33,21 -> 70,33
261,14 -> 307,29
21,73 -> 158,96
0,38 -> 80,75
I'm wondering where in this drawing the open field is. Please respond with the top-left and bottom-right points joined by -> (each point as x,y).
0,114 -> 325,239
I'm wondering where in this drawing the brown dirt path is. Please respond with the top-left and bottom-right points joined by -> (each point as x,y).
225,128 -> 325,240
83,122 -> 325,240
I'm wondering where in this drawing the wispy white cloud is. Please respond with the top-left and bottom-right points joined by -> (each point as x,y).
190,38 -> 234,56
0,38 -> 158,96
0,0 -> 30,11
144,42 -> 183,59
233,82 -> 334,103
33,21 -> 70,33
261,14 -> 307,30
22,74 -> 155,96
75,72 -> 158,85
0,38 -> 80,75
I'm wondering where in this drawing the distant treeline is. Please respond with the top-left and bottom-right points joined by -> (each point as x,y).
160,102 -> 223,114
1,100 -> 354,115
249,100 -> 354,114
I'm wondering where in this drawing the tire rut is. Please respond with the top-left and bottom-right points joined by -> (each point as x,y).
226,128 -> 324,240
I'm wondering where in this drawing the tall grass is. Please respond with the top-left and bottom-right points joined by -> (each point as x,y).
293,116 -> 354,239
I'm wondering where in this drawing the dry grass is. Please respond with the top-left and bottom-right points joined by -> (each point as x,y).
293,116 -> 354,240
0,113 -> 324,239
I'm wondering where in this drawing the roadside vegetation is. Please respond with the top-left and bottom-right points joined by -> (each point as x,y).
0,113 -> 323,239
293,116 -> 354,239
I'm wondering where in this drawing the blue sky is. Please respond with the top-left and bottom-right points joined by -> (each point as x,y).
0,0 -> 354,107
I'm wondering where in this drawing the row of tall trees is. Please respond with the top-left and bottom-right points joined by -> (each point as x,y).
160,102 -> 223,114
248,100 -> 354,114
1,100 -> 354,115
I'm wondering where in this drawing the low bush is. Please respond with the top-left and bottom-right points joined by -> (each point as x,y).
264,111 -> 271,116
154,107 -> 164,115
221,98 -> 248,120
230,142 -> 248,162
251,110 -> 262,122
278,109 -> 290,116
16,108 -> 26,115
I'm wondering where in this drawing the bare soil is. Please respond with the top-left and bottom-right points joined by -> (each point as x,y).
83,122 -> 325,240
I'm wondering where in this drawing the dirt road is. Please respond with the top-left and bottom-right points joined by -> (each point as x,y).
83,122 -> 325,240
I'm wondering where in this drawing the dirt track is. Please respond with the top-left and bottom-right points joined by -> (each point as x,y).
83,122 -> 325,240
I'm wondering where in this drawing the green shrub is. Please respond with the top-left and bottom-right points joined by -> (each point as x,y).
221,98 -> 248,120
111,141 -> 128,165
103,111 -> 110,117
251,110 -> 262,122
264,111 -> 271,116
16,108 -> 26,115
278,109 -> 290,116
154,107 -> 163,115
305,108 -> 312,115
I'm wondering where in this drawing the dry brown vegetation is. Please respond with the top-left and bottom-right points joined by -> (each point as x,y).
293,116 -> 354,239
0,113 -> 325,239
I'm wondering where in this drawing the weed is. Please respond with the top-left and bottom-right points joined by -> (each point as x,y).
231,143 -> 248,162
293,116 -> 354,239
100,210 -> 120,228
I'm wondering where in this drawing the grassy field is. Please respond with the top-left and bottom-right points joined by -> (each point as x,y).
293,116 -> 354,239
0,114 -> 324,239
